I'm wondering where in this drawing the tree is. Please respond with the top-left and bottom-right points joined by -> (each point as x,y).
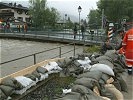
29,0 -> 60,29
66,17 -> 73,29
87,9 -> 101,29
97,0 -> 133,22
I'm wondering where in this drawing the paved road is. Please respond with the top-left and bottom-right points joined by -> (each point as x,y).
0,39 -> 83,77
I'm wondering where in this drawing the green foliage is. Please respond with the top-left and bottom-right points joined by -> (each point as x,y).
66,17 -> 74,29
29,0 -> 60,29
84,45 -> 100,53
87,9 -> 101,29
97,0 -> 133,22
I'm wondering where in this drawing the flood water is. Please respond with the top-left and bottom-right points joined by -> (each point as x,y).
0,38 -> 83,77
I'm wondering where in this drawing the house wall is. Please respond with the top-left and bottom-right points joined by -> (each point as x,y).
0,8 -> 29,22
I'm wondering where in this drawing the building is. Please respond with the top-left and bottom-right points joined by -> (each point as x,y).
0,2 -> 30,24
0,2 -> 31,32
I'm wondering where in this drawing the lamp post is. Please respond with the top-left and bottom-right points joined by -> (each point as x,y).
78,6 -> 82,40
65,14 -> 67,31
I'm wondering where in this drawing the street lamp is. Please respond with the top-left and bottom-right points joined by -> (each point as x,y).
63,14 -> 67,38
65,14 -> 67,30
78,6 -> 82,40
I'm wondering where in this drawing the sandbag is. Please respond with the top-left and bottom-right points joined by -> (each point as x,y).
74,77 -> 97,89
77,53 -> 92,59
15,76 -> 35,87
63,57 -> 73,68
112,80 -> 122,91
101,73 -> 111,84
0,88 -> 7,100
1,77 -> 24,90
106,77 -> 114,84
93,86 -> 100,96
25,74 -> 37,81
0,85 -> 15,96
77,57 -> 91,65
105,84 -> 124,100
99,60 -> 114,69
73,60 -> 81,67
117,76 -> 128,92
113,63 -> 125,73
32,70 -> 41,80
36,66 -> 48,74
99,78 -> 106,86
118,72 -> 128,82
93,86 -> 111,100
78,71 -> 103,81
56,59 -> 65,68
90,64 -> 115,76
104,50 -> 118,60
100,85 -> 117,100
63,63 -> 83,76
71,85 -> 89,95
95,55 -> 112,62
44,61 -> 59,71
81,92 -> 104,100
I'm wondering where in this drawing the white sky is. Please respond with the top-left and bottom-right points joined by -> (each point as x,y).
1,0 -> 99,21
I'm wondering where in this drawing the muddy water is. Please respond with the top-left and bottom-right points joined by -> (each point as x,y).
0,39 -> 83,77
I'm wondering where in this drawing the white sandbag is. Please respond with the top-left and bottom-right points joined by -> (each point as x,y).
80,64 -> 91,70
15,76 -> 35,87
77,57 -> 91,65
14,76 -> 36,94
44,61 -> 60,71
48,70 -> 60,74
14,82 -> 35,95
63,89 -> 72,94
44,62 -> 56,71
56,66 -> 63,71
49,62 -> 58,69
39,73 -> 49,81
90,64 -> 114,76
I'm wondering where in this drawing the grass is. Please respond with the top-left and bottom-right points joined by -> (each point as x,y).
84,45 -> 101,53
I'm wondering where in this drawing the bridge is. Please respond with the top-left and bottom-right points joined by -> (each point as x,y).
0,30 -> 114,46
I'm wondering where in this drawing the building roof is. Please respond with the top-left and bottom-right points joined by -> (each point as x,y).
0,2 -> 29,11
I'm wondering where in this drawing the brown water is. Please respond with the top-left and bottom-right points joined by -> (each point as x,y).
0,39 -> 83,77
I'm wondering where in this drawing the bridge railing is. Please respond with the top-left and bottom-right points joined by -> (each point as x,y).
0,30 -> 108,42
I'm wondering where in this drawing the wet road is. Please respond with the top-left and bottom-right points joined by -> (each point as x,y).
0,39 -> 83,77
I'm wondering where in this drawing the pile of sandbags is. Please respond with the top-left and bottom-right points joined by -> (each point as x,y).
0,50 -> 128,100
54,50 -> 127,100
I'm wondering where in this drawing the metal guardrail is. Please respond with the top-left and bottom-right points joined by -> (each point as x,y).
0,29 -> 107,42
0,41 -> 81,65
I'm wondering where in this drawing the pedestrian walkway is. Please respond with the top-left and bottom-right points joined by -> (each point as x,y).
0,32 -> 106,46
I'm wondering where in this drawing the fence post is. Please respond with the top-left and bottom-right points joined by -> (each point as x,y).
33,54 -> 36,64
59,47 -> 61,58
83,39 -> 85,53
74,42 -> 75,56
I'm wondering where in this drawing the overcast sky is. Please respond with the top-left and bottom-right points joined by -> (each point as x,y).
1,0 -> 99,21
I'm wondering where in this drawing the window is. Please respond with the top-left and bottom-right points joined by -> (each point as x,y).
17,17 -> 23,21
25,18 -> 30,22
